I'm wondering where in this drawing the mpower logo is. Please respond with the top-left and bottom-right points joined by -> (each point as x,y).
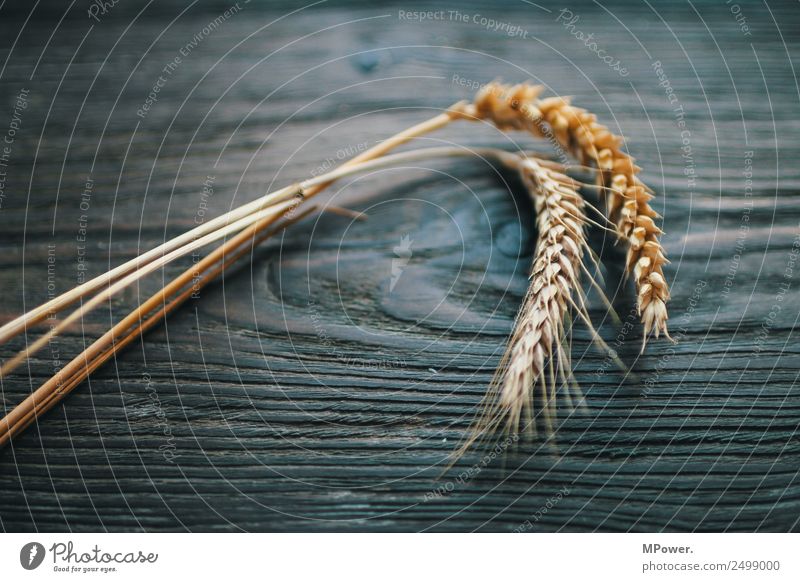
20,542 -> 46,570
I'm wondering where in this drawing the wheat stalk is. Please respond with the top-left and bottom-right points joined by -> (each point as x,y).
0,108 -> 465,350
0,79 -> 671,449
0,146 -> 551,445
456,154 -> 594,455
458,81 -> 671,344
0,207 -> 318,446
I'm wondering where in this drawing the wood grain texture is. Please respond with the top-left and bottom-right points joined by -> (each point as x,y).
1,0 -> 799,531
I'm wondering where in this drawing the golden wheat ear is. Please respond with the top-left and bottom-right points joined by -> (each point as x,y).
466,81 -> 671,344
454,155 -> 604,460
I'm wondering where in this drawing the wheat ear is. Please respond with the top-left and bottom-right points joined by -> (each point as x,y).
460,82 -> 670,344
458,155 -> 591,453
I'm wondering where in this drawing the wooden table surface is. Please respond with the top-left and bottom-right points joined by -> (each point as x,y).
1,0 -> 799,532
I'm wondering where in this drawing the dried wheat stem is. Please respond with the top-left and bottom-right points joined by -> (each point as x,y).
0,110 -> 458,345
0,183 -> 305,347
0,146 -> 528,381
0,207 -> 316,446
0,198 -> 300,379
0,145 -> 518,353
0,111 -> 464,348
0,146 -> 548,444
461,82 -> 670,343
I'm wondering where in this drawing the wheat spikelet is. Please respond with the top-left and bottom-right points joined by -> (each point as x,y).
461,155 -> 590,450
466,81 -> 670,344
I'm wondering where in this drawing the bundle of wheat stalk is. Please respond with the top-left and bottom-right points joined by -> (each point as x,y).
466,82 -> 671,342
0,81 -> 670,453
